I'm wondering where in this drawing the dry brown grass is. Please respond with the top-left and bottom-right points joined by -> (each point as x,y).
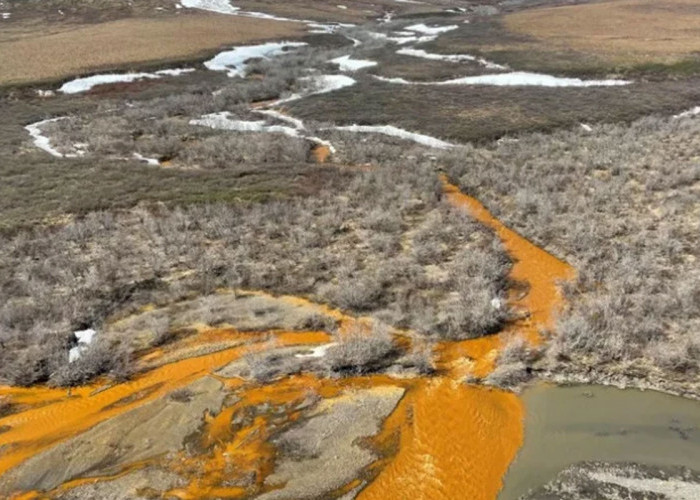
505,0 -> 700,65
0,13 -> 305,86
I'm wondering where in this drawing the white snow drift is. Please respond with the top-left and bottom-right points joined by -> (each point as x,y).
25,118 -> 72,157
331,55 -> 378,72
396,48 -> 507,70
334,124 -> 454,149
191,111 -> 335,152
204,42 -> 307,77
69,328 -> 97,363
404,23 -> 458,35
180,0 -> 239,15
375,71 -> 631,87
59,68 -> 195,94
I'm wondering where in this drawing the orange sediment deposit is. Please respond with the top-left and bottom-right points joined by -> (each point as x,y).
311,144 -> 331,163
358,379 -> 523,500
0,328 -> 330,489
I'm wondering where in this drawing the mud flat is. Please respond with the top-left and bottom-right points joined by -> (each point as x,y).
499,384 -> 700,500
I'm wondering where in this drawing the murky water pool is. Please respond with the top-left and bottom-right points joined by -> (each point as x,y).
499,383 -> 700,499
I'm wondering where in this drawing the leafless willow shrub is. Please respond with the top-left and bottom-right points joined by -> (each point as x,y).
323,323 -> 400,375
0,148 -> 511,385
446,115 -> 700,380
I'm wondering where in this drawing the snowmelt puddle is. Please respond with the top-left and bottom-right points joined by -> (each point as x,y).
375,71 -> 631,87
205,41 -> 307,78
59,68 -> 195,94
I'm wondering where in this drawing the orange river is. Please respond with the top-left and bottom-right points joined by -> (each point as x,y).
0,178 -> 573,500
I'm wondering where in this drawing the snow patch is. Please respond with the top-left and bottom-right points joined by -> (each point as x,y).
69,328 -> 97,363
404,23 -> 458,35
276,74 -> 356,104
396,48 -> 507,70
376,72 -> 631,87
1,12 -> 10,20
331,55 -> 377,72
295,343 -> 337,358
25,118 -> 66,157
334,124 -> 454,149
254,109 -> 305,129
204,42 -> 306,77
180,0 -> 239,15
133,152 -> 160,165
673,106 -> 700,119
59,68 -> 195,94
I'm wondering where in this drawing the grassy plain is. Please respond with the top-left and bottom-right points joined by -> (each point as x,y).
0,13 -> 305,86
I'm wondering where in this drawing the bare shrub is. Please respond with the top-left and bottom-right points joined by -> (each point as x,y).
323,324 -> 400,375
446,115 -> 700,383
49,341 -> 133,387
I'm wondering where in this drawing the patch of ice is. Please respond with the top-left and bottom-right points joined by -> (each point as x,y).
204,42 -> 307,77
69,328 -> 97,363
295,343 -> 337,359
673,106 -> 700,119
179,0 -> 239,15
376,72 -> 631,87
25,118 -> 66,157
334,124 -> 454,149
404,23 -> 458,35
331,55 -> 377,72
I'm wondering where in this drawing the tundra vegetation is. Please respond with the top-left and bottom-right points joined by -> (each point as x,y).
0,138 -> 511,385
0,0 -> 698,399
447,115 -> 700,390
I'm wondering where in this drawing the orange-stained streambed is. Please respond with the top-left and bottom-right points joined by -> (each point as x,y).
0,179 -> 573,500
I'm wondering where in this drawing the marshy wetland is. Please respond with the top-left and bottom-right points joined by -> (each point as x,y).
0,0 -> 699,498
